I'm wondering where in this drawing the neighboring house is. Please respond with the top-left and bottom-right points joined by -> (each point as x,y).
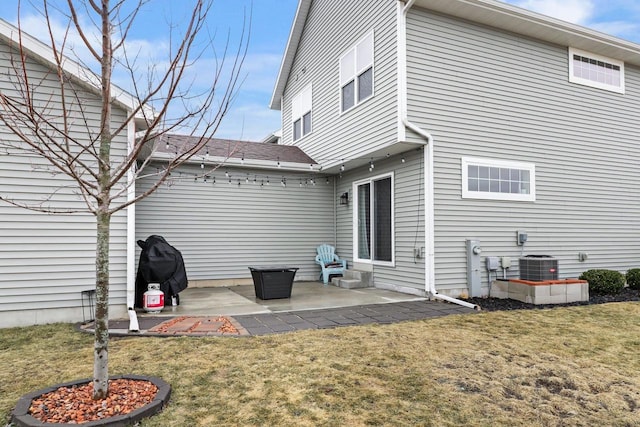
261,129 -> 282,144
135,134 -> 335,284
269,0 -> 640,299
0,19 -> 145,327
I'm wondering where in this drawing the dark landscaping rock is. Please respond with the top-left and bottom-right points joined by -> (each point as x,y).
468,287 -> 640,311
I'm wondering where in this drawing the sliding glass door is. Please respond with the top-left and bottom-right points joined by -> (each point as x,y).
354,173 -> 393,265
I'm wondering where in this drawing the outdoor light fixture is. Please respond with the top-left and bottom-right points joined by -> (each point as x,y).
340,192 -> 349,205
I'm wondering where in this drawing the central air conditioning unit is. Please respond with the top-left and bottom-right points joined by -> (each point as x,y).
519,255 -> 558,281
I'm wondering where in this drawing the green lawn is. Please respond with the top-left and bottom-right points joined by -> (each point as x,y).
2,303 -> 640,426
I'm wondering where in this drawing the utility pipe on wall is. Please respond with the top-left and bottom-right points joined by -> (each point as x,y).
398,0 -> 479,310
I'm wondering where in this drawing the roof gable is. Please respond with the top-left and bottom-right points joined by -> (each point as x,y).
269,0 -> 311,110
270,0 -> 640,111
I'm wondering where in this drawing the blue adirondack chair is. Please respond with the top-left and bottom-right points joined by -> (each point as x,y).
315,244 -> 347,284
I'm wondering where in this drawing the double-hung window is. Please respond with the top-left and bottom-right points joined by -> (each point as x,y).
292,84 -> 312,141
568,47 -> 625,94
462,157 -> 535,202
340,31 -> 374,113
353,173 -> 394,265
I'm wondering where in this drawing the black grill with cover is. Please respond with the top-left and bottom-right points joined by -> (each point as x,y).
135,235 -> 188,308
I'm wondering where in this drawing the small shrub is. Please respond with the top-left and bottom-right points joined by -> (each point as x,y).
626,268 -> 640,290
579,269 -> 625,295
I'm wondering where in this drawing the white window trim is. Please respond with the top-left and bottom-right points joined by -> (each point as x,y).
462,157 -> 535,202
339,30 -> 375,115
292,84 -> 312,141
568,47 -> 625,94
352,172 -> 395,267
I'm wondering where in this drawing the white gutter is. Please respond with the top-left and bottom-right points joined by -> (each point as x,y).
398,0 -> 479,310
149,152 -> 321,173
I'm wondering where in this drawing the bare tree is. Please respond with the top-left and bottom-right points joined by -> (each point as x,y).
0,0 -> 247,399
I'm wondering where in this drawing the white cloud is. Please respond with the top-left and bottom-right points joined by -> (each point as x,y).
125,51 -> 282,140
214,103 -> 281,141
14,13 -> 170,78
14,13 -> 99,68
505,0 -> 640,43
238,53 -> 282,92
590,21 -> 640,40
510,0 -> 595,24
9,5 -> 282,141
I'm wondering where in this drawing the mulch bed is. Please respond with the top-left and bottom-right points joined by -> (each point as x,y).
468,287 -> 640,311
28,378 -> 157,424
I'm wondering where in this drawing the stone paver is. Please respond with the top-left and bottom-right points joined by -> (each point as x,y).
233,300 -> 477,335
82,300 -> 477,337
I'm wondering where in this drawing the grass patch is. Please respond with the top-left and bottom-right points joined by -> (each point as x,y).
2,303 -> 640,426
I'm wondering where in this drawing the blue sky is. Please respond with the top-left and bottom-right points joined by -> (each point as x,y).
1,0 -> 639,141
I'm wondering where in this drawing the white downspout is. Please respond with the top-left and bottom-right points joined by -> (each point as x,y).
126,119 -> 137,310
398,0 -> 479,310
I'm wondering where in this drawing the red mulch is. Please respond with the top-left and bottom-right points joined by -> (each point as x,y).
28,378 -> 157,424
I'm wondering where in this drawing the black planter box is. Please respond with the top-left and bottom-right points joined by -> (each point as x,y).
249,266 -> 299,300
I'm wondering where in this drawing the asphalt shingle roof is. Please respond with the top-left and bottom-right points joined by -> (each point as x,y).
154,134 -> 317,165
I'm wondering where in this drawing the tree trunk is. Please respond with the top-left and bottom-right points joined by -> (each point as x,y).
93,0 -> 113,400
93,208 -> 110,399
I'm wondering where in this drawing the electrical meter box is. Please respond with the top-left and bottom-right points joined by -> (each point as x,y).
486,257 -> 499,271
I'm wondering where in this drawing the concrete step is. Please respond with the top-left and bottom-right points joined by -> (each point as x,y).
328,269 -> 374,289
344,269 -> 373,286
335,278 -> 370,289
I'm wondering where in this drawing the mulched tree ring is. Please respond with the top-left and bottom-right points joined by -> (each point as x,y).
11,375 -> 171,426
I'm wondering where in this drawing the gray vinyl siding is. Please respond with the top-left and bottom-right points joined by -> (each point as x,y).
135,163 -> 336,282
407,9 -> 640,294
280,0 -> 399,164
0,42 -> 129,326
335,149 -> 426,290
335,177 -> 354,265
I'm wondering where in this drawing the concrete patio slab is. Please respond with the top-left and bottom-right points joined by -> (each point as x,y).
84,282 -> 477,337
137,281 -> 426,319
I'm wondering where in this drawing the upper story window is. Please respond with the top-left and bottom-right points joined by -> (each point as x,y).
292,84 -> 312,141
340,31 -> 374,113
568,47 -> 625,94
462,157 -> 535,202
